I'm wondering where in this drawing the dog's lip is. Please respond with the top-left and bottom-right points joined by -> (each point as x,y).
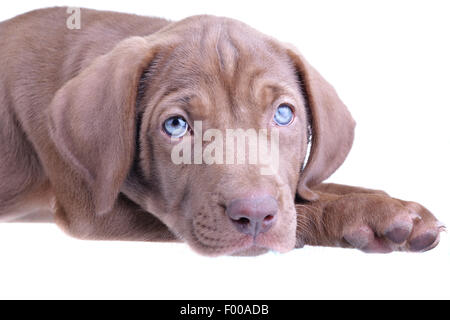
253,233 -> 295,253
189,231 -> 294,256
228,233 -> 294,255
231,244 -> 270,256
203,237 -> 265,256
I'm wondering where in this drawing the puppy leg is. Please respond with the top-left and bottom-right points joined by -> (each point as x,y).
55,194 -> 179,243
296,183 -> 444,253
0,108 -> 50,221
7,210 -> 54,223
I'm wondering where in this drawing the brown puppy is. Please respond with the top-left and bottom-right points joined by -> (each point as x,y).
0,7 -> 444,256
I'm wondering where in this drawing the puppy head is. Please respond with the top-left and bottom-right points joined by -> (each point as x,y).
48,16 -> 354,255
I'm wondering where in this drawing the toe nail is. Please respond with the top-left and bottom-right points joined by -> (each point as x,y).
436,221 -> 447,232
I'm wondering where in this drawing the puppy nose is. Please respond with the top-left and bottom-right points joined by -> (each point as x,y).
226,196 -> 278,237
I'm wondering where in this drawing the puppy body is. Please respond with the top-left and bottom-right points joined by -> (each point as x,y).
0,8 -> 168,220
0,8 -> 443,255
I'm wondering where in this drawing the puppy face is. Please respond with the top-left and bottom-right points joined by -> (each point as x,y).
125,18 -> 309,255
49,15 -> 354,256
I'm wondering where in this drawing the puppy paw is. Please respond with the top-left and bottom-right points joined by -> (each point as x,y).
333,195 -> 445,253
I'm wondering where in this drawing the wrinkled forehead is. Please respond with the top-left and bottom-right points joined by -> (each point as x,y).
155,19 -> 302,125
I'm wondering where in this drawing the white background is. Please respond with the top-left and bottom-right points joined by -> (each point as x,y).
0,0 -> 449,299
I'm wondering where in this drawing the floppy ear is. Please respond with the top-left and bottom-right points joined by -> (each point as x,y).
286,48 -> 356,201
48,37 -> 155,216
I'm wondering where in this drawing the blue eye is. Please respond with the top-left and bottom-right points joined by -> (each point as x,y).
163,116 -> 189,138
274,104 -> 294,126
